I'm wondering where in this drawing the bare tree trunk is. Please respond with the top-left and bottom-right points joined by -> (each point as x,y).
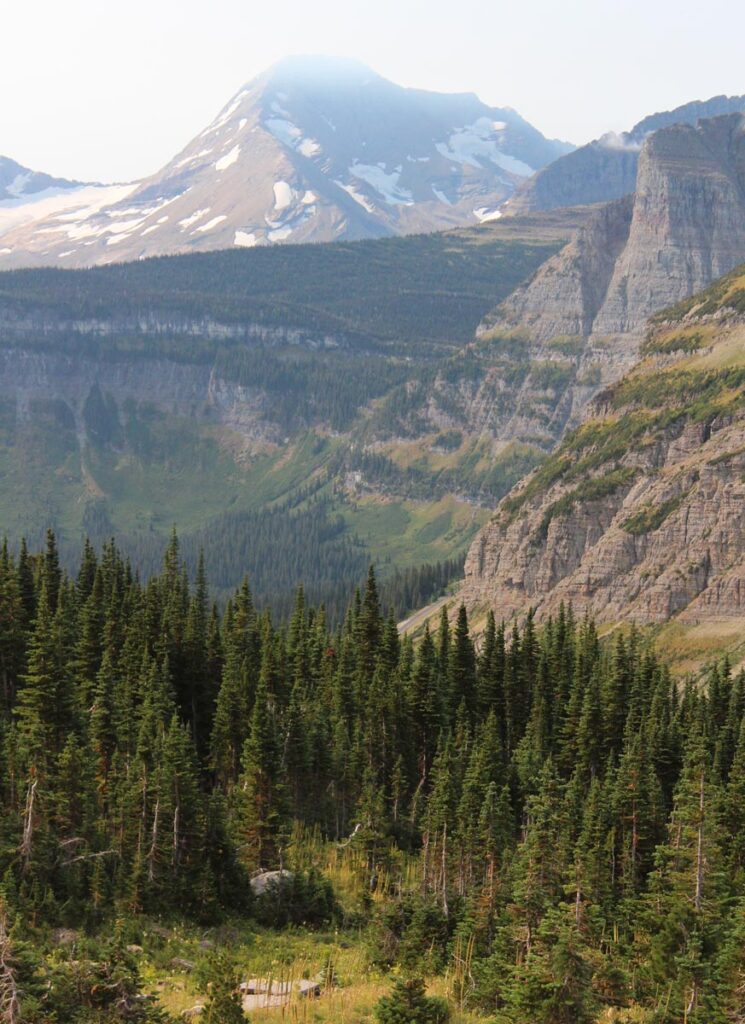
172,803 -> 180,871
441,823 -> 449,918
20,777 -> 37,873
685,768 -> 706,1020
148,797 -> 160,883
631,797 -> 638,890
421,830 -> 430,895
0,913 -> 21,1024
694,768 -> 705,914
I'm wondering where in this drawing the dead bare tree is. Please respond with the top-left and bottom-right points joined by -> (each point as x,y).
19,778 -> 37,875
147,797 -> 160,883
0,912 -> 21,1024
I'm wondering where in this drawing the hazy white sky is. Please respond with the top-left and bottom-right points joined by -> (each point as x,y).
3,0 -> 744,182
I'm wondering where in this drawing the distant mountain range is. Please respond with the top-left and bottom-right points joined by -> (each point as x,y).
506,93 -> 745,215
4,64 -> 745,271
0,56 -> 572,268
0,155 -> 138,253
0,155 -> 85,202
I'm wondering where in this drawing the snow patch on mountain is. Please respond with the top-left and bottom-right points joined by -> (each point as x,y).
202,93 -> 247,137
298,138 -> 321,157
265,117 -> 302,146
6,173 -> 32,197
0,183 -> 136,239
215,146 -> 241,171
265,117 -> 321,160
349,163 -> 413,206
474,206 -> 502,223
195,215 -> 227,233
273,181 -> 294,210
179,208 -> 210,230
335,180 -> 375,213
33,194 -> 175,246
436,118 -> 534,176
175,147 -> 213,170
267,225 -> 293,242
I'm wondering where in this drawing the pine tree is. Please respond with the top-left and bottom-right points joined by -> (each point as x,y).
16,584 -> 66,769
375,977 -> 449,1024
231,679 -> 287,871
448,605 -> 477,724
202,950 -> 246,1023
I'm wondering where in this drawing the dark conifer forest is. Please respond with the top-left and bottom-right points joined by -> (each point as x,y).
0,531 -> 743,1021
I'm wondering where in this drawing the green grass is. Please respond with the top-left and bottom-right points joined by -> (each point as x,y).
535,467 -> 637,541
621,489 -> 691,535
640,329 -> 705,356
341,495 -> 486,571
0,400 -> 483,609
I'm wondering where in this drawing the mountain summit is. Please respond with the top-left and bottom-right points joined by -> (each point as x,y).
0,56 -> 571,267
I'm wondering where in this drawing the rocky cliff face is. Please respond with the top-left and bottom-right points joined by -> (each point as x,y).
465,115 -> 745,449
461,266 -> 745,625
594,115 -> 745,335
506,93 -> 745,216
505,139 -> 639,216
0,347 -> 287,449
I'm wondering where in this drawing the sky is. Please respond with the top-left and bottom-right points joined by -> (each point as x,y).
3,0 -> 745,183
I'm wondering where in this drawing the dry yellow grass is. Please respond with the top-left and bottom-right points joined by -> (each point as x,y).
156,969 -> 487,1024
653,616 -> 745,676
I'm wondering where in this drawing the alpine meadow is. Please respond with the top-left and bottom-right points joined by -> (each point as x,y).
1,21 -> 745,1024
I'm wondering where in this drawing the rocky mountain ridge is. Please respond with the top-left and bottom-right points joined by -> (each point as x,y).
461,263 -> 745,628
0,155 -> 131,248
460,114 -> 745,451
506,92 -> 745,215
0,154 -> 85,202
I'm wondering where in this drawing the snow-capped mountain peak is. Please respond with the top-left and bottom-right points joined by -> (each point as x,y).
0,58 -> 573,267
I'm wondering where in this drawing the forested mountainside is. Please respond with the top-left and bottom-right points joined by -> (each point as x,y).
506,93 -> 745,215
0,214 -> 585,613
462,261 -> 745,646
1,533 -> 744,1022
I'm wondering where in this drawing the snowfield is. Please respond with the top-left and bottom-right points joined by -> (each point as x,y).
0,183 -> 137,239
349,163 -> 413,206
273,181 -> 294,211
195,215 -> 227,233
215,146 -> 241,172
436,118 -> 534,176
